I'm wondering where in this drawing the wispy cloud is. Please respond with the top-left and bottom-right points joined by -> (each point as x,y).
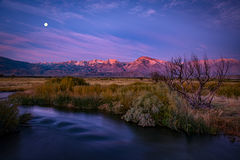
0,28 -> 157,62
0,32 -> 30,44
162,0 -> 187,9
83,0 -> 130,14
143,9 -> 156,17
87,2 -> 119,10
196,44 -> 208,52
211,0 -> 240,28
129,5 -> 143,15
129,5 -> 156,17
159,0 -> 240,28
1,0 -> 85,23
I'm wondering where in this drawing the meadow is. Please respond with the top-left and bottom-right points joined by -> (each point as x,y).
0,77 -> 47,92
1,77 -> 240,136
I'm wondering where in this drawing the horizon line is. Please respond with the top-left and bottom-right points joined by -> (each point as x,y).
1,55 -> 239,64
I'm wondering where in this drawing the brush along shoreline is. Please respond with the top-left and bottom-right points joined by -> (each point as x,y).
7,77 -> 240,137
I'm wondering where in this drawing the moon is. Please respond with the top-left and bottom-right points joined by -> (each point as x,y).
44,22 -> 48,27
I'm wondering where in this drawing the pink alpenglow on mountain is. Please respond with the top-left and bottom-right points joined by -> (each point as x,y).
0,56 -> 239,77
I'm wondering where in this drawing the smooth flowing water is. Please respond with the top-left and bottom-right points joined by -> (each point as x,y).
0,93 -> 240,160
0,92 -> 14,101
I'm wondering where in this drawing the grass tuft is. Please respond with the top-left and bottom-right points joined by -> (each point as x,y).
0,101 -> 31,136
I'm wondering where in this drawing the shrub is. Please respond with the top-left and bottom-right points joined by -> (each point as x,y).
167,91 -> 213,134
0,102 -> 31,136
216,83 -> 240,98
36,77 -> 89,96
72,96 -> 102,110
59,77 -> 89,91
122,92 -> 170,127
52,94 -> 71,107
174,109 -> 211,134
9,93 -> 50,106
0,102 -> 19,135
151,72 -> 163,83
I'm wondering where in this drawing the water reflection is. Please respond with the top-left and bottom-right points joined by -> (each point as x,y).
0,92 -> 14,100
0,105 -> 240,160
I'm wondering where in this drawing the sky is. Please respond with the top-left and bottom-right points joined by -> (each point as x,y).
0,0 -> 240,62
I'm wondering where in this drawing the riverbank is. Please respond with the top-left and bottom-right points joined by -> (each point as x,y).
7,77 -> 240,137
0,101 -> 31,136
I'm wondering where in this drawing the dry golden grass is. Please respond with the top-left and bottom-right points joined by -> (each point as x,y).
85,78 -> 152,85
213,96 -> 240,116
211,96 -> 240,136
0,77 -> 47,92
0,77 -> 151,91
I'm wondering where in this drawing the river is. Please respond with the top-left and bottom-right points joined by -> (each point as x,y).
0,92 -> 240,160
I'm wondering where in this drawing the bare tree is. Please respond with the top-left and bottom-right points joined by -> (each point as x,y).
163,55 -> 229,108
151,72 -> 162,83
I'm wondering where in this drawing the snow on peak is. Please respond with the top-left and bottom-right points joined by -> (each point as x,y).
136,56 -> 166,64
88,59 -> 105,65
106,59 -> 118,64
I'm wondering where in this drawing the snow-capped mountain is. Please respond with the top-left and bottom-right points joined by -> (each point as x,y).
0,56 -> 239,77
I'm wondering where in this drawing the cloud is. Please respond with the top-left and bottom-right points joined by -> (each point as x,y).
0,28 -> 157,62
159,0 -> 240,28
163,0 -> 187,9
0,32 -> 30,44
88,2 -> 119,10
129,6 -> 156,17
129,5 -> 143,14
84,0 -> 128,13
144,9 -> 156,17
0,44 -> 65,62
195,44 -> 208,52
211,1 -> 240,28
1,0 -> 85,24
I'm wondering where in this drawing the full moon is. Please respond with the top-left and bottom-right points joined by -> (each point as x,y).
44,22 -> 48,27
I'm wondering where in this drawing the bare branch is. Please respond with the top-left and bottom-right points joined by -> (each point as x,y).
162,55 -> 229,108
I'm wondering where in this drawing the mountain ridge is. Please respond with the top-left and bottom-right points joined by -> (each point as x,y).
0,56 -> 240,77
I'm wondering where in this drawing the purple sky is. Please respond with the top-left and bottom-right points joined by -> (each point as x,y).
0,0 -> 240,62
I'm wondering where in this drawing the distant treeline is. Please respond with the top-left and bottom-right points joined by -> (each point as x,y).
0,74 -> 240,81
0,74 -> 149,79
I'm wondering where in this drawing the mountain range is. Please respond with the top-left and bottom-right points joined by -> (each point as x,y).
0,56 -> 240,77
